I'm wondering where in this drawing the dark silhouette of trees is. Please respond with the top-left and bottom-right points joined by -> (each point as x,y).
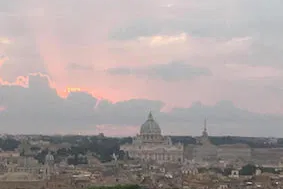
67,154 -> 88,165
240,164 -> 256,175
0,138 -> 20,151
34,149 -> 49,164
170,136 -> 196,145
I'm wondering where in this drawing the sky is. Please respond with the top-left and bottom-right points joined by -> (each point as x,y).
1,0 -> 283,137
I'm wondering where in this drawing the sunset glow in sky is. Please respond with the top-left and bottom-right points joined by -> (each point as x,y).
1,0 -> 283,136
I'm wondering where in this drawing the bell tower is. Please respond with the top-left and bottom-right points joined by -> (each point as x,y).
43,151 -> 55,180
199,118 -> 210,145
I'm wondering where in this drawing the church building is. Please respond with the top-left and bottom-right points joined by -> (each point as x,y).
120,112 -> 184,164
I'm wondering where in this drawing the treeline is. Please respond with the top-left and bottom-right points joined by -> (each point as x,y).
170,136 -> 196,145
34,135 -> 128,164
0,138 -> 20,151
199,164 -> 281,176
209,136 -> 282,148
169,135 -> 282,148
1,134 -> 283,164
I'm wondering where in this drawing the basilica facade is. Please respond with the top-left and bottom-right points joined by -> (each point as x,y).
120,112 -> 184,164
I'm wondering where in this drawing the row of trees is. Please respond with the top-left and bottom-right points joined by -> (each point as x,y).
199,164 -> 280,176
0,138 -> 20,151
239,164 -> 280,175
33,135 -> 283,163
34,136 -> 126,164
7,134 -> 283,164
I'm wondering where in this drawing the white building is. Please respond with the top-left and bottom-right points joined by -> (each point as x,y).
120,112 -> 184,164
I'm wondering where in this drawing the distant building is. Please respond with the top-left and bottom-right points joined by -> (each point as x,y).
252,148 -> 283,165
193,119 -> 217,162
120,112 -> 184,164
217,143 -> 251,162
0,153 -> 55,189
191,119 -> 252,164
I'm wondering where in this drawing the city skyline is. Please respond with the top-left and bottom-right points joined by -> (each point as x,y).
1,0 -> 283,136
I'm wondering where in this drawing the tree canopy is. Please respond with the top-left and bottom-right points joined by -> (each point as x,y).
0,138 -> 20,151
240,164 -> 257,175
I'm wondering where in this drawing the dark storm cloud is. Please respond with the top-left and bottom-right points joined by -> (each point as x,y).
0,74 -> 283,136
107,62 -> 212,81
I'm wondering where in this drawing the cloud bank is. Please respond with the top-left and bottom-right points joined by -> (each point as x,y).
0,74 -> 283,137
1,0 -> 283,136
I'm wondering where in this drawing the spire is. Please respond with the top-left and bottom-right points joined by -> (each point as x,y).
202,118 -> 208,137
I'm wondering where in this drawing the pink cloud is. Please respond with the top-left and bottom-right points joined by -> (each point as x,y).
1,0 -> 283,117
0,105 -> 6,112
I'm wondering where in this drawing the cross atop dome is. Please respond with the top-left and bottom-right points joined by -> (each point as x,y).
202,118 -> 208,137
148,111 -> 154,120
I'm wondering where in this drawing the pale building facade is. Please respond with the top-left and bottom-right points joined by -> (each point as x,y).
0,153 -> 55,189
121,112 -> 184,164
252,148 -> 283,165
217,144 -> 251,162
192,119 -> 252,163
193,119 -> 217,162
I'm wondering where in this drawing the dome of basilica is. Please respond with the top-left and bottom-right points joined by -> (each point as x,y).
140,112 -> 161,135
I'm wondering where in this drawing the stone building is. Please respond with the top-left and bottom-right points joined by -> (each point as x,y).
252,148 -> 283,165
120,112 -> 184,164
192,119 -> 251,164
217,143 -> 251,162
0,153 -> 56,189
43,151 -> 55,180
193,119 -> 217,162
0,172 -> 45,189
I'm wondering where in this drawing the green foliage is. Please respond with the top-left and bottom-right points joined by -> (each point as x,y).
210,136 -> 241,146
67,154 -> 88,165
87,137 -> 122,162
0,138 -> 20,151
223,168 -> 232,176
119,137 -> 133,145
260,167 -> 280,174
170,136 -> 196,145
197,167 -> 207,173
88,184 -> 141,189
30,146 -> 41,152
209,167 -> 223,174
35,135 -> 124,163
56,148 -> 69,157
209,136 -> 281,148
34,149 -> 49,164
240,164 -> 256,175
